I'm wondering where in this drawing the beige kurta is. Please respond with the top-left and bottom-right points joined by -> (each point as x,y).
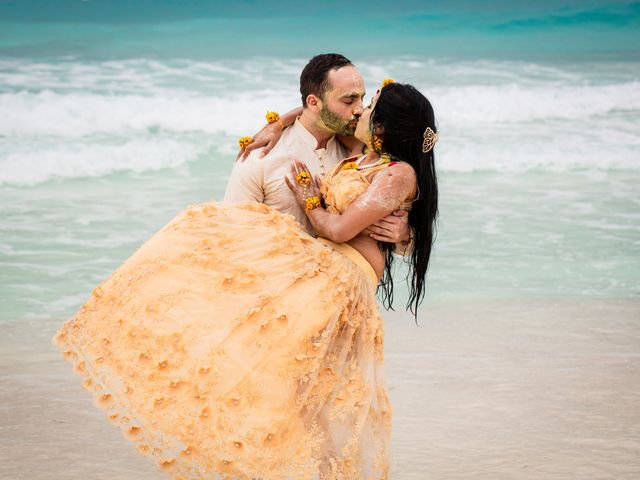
223,120 -> 348,233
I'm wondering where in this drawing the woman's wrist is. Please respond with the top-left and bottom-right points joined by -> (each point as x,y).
265,111 -> 284,130
281,107 -> 303,128
394,235 -> 414,256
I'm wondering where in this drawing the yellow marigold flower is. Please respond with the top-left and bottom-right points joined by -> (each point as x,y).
265,111 -> 281,124
296,171 -> 311,186
342,161 -> 358,171
238,136 -> 252,148
381,78 -> 395,88
305,196 -> 321,211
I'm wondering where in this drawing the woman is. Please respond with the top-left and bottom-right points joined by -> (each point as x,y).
54,82 -> 438,480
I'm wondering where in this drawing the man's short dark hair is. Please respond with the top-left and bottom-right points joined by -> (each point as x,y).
300,53 -> 353,107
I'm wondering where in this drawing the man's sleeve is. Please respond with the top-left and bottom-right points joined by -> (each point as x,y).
223,152 -> 265,204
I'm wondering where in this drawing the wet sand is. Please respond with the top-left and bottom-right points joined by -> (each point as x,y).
1,299 -> 639,479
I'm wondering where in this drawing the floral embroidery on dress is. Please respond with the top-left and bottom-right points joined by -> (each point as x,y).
55,194 -> 391,479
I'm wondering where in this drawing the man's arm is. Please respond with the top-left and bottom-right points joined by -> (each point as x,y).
223,150 -> 265,204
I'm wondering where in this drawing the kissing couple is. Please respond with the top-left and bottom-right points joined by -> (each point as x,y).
55,53 -> 439,479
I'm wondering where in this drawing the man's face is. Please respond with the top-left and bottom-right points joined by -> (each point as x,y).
319,66 -> 365,136
354,90 -> 380,145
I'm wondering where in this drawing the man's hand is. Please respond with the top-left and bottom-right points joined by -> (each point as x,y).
236,122 -> 283,162
365,209 -> 410,243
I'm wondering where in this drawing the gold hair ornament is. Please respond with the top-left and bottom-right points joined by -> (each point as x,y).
380,78 -> 395,88
422,127 -> 439,153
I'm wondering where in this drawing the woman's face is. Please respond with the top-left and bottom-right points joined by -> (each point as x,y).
354,91 -> 381,145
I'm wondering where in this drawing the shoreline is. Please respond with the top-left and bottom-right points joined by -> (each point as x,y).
1,298 -> 639,479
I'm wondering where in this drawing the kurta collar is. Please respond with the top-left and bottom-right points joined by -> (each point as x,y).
291,119 -> 337,152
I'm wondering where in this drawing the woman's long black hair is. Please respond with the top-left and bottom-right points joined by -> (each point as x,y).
370,83 -> 438,319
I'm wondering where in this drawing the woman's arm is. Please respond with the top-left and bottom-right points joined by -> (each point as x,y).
237,106 -> 303,161
285,160 -> 416,243
336,136 -> 412,247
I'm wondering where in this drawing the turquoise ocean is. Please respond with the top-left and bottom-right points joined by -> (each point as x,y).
1,0 -> 638,324
1,1 -> 640,479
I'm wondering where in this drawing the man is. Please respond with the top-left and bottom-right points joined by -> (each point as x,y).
224,53 -> 409,245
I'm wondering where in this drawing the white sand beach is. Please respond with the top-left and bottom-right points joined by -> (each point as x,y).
2,299 -> 638,479
2,3 -> 639,478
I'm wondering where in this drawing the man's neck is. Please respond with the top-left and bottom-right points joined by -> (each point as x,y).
298,110 -> 334,150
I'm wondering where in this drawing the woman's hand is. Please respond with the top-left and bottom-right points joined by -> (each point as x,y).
236,122 -> 283,162
284,160 -> 322,210
236,106 -> 304,161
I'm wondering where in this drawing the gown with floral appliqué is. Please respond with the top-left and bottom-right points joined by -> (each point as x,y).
54,158 -> 396,480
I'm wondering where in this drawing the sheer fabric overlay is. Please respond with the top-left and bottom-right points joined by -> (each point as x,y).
54,201 -> 391,480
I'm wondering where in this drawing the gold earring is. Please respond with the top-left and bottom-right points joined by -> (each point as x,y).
372,134 -> 383,152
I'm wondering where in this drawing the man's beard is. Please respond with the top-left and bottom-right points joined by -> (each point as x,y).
320,104 -> 356,136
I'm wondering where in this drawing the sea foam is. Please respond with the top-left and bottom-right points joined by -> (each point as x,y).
1,58 -> 639,185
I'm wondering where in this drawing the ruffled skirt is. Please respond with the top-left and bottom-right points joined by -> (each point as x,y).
54,202 -> 391,480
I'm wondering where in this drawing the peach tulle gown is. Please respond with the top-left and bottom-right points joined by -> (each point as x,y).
54,160 -> 392,480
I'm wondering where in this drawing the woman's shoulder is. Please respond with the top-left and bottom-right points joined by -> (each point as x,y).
369,160 -> 417,199
388,160 -> 415,175
373,160 -> 416,183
